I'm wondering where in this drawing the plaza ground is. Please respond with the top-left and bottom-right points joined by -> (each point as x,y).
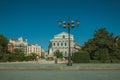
0,61 -> 120,80
0,70 -> 120,80
0,59 -> 120,70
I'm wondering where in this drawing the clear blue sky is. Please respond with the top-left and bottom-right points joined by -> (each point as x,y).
0,0 -> 120,50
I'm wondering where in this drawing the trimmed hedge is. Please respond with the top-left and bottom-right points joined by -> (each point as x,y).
111,59 -> 120,63
90,60 -> 101,63
72,51 -> 90,63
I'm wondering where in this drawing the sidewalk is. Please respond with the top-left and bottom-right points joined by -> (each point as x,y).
0,59 -> 66,64
0,61 -> 120,70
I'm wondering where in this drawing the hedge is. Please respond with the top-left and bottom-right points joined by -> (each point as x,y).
72,51 -> 90,63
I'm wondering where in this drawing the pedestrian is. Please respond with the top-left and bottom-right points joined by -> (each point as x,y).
36,55 -> 39,63
54,56 -> 58,64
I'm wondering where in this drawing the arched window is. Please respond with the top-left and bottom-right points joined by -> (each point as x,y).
53,43 -> 55,46
61,43 -> 63,46
57,43 -> 59,46
65,42 -> 67,46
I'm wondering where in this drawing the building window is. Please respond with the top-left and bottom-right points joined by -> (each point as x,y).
65,43 -> 67,46
57,43 -> 59,46
61,43 -> 63,46
63,35 -> 65,39
53,43 -> 55,46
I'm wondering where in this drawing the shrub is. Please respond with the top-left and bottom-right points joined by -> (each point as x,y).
72,51 -> 90,63
90,60 -> 101,63
111,59 -> 120,63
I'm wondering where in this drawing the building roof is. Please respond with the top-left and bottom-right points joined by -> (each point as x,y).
50,32 -> 74,41
54,32 -> 73,37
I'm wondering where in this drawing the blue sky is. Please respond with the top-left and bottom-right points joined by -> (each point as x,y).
0,0 -> 120,50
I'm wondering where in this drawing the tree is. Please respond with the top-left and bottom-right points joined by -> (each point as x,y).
82,28 -> 115,62
0,35 -> 8,61
0,34 -> 8,53
54,50 -> 63,63
113,36 -> 120,61
94,48 -> 110,63
7,48 -> 25,62
54,50 -> 63,58
83,39 -> 98,59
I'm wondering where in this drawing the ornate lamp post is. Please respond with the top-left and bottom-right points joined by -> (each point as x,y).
58,16 -> 80,66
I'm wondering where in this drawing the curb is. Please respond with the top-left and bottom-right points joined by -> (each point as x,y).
0,66 -> 120,70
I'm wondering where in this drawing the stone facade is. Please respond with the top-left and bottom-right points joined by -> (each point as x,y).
24,44 -> 42,56
48,32 -> 80,57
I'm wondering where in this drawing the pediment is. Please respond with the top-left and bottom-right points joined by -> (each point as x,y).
54,32 -> 74,40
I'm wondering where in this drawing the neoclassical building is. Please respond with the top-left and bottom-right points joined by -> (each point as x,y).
48,32 -> 81,57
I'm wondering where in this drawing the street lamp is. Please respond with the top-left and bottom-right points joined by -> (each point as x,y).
58,16 -> 80,66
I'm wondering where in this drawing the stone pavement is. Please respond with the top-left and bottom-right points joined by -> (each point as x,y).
0,70 -> 120,80
1,60 -> 120,80
0,60 -> 120,70
1,70 -> 120,80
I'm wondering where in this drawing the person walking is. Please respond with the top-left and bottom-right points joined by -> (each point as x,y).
36,55 -> 39,63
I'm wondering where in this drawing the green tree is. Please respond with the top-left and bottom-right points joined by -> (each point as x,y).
94,48 -> 110,63
0,34 -> 8,53
0,34 -> 8,61
25,53 -> 36,61
54,50 -> 63,63
7,49 -> 25,62
54,50 -> 63,58
113,37 -> 120,61
82,28 -> 114,62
